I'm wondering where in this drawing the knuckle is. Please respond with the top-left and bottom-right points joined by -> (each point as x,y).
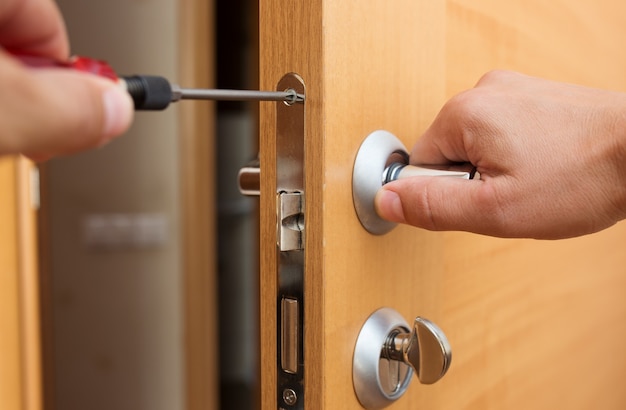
444,90 -> 488,134
476,69 -> 518,86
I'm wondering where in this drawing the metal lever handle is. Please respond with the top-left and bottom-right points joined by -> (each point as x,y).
383,162 -> 478,184
383,317 -> 452,385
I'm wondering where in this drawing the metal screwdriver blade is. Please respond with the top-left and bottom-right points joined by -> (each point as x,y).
172,86 -> 305,104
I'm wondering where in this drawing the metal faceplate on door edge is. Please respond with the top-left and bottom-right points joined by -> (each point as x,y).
276,73 -> 306,409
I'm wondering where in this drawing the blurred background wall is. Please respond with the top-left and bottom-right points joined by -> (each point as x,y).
43,0 -> 258,409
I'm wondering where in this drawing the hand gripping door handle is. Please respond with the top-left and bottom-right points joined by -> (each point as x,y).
352,130 -> 477,235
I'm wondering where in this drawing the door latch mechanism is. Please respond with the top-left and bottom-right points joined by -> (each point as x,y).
275,73 -> 306,409
239,73 -> 307,409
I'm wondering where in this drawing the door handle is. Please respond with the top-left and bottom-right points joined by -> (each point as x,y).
353,308 -> 452,409
352,130 -> 478,235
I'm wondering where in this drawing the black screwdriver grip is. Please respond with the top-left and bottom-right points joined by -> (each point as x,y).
121,75 -> 172,110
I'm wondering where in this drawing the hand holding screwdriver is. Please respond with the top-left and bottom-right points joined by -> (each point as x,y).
0,0 -> 301,161
0,0 -> 133,161
13,52 -> 304,110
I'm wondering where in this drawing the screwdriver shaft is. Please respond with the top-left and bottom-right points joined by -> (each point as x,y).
172,86 -> 305,104
121,75 -> 305,110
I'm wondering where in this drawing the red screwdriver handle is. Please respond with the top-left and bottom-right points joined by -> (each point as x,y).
10,51 -> 119,81
8,51 -> 172,110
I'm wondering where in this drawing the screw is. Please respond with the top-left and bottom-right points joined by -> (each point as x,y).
282,388 -> 298,406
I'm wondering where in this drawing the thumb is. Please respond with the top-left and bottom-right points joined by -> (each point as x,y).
0,60 -> 133,158
374,176 -> 502,234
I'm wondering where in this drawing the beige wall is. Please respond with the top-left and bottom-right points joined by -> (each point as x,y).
47,1 -> 183,409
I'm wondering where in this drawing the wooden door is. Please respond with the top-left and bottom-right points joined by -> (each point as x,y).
259,1 -> 626,409
0,157 -> 42,410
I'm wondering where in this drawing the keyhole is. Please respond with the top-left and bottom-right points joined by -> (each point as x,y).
378,325 -> 412,396
378,357 -> 411,395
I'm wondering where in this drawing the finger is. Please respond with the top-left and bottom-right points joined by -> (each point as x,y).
0,59 -> 133,157
410,71 -> 528,167
410,90 -> 482,165
0,0 -> 69,59
375,176 -> 512,237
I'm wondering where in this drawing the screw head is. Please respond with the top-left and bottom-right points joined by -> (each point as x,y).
282,388 -> 298,406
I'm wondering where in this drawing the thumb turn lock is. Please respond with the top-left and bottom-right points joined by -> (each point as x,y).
353,308 -> 452,409
382,316 -> 452,385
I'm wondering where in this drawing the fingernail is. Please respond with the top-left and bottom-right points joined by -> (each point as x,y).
375,189 -> 406,223
101,86 -> 133,142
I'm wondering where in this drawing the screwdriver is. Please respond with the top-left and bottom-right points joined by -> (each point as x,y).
13,52 -> 305,110
123,75 -> 305,109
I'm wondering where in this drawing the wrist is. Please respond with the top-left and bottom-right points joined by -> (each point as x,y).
606,92 -> 626,219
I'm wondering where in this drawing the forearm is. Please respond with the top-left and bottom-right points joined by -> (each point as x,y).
605,97 -> 626,222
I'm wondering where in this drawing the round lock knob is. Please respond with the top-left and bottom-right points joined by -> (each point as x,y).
353,308 -> 452,409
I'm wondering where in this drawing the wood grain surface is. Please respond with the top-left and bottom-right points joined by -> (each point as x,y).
260,1 -> 626,408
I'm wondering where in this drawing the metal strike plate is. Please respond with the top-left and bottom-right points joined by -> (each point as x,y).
276,73 -> 306,410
